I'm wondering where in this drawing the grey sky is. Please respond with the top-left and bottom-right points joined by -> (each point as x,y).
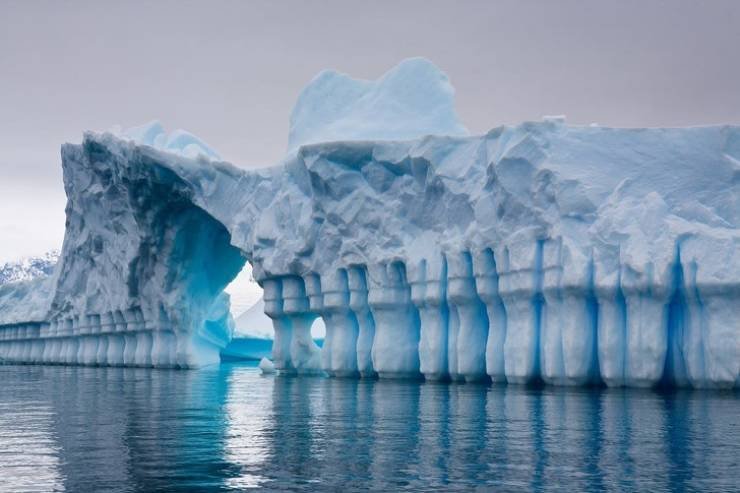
1,0 -> 739,263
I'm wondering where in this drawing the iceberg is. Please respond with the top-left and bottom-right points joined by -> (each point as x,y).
234,297 -> 274,340
220,297 -> 325,361
0,58 -> 737,389
233,295 -> 325,340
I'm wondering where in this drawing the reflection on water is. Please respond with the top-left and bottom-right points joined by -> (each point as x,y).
0,363 -> 737,492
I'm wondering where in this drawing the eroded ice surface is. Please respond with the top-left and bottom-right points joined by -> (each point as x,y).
0,59 -> 738,388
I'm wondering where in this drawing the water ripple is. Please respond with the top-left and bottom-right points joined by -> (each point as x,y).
0,364 -> 737,492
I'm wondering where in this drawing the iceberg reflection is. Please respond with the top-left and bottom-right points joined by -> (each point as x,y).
0,364 -> 736,491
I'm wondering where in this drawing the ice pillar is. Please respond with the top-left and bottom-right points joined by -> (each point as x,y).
499,242 -> 543,384
263,278 -> 294,374
283,276 -> 321,374
410,255 -> 448,381
321,270 -> 359,378
679,247 -> 739,389
595,261 -> 628,387
447,251 -> 489,382
621,267 -> 671,388
540,240 -> 599,386
368,262 -> 421,379
348,266 -> 376,378
473,248 -> 507,383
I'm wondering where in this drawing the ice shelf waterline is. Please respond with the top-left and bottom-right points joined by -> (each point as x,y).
0,58 -> 737,389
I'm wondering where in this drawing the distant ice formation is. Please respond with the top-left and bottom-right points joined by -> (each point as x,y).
234,297 -> 273,340
235,296 -> 325,340
0,251 -> 59,285
0,58 -> 738,389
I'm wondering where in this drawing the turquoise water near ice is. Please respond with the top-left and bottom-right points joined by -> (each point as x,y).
0,363 -> 737,492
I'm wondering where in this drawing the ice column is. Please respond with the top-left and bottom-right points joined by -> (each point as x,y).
473,248 -> 507,383
173,313 -> 194,369
129,308 -> 152,367
8,328 -> 19,363
119,310 -> 138,366
680,240 -> 739,388
283,276 -> 321,374
29,325 -> 45,363
80,315 -> 99,365
311,273 -> 332,374
447,252 -> 489,382
91,314 -> 108,365
263,278 -> 294,374
595,254 -> 628,387
40,321 -> 53,363
72,317 -> 85,364
368,262 -> 421,378
151,305 -> 178,368
321,270 -> 360,377
53,320 -> 66,364
348,266 -> 376,377
499,241 -> 543,384
104,312 -> 125,366
540,240 -> 599,386
410,255 -> 449,381
63,319 -> 77,364
692,284 -> 740,388
621,266 -> 671,387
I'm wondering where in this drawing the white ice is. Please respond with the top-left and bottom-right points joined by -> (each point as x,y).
287,57 -> 469,152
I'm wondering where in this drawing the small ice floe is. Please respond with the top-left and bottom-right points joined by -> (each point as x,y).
259,357 -> 276,375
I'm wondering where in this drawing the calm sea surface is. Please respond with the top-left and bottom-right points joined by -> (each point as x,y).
0,363 -> 737,492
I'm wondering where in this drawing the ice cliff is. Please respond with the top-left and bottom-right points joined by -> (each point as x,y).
0,59 -> 738,388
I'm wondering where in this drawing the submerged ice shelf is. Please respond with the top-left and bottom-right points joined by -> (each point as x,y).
0,59 -> 738,388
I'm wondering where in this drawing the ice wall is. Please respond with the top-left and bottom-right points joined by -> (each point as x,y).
263,123 -> 740,389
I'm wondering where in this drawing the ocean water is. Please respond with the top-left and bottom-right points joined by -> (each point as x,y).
0,363 -> 737,492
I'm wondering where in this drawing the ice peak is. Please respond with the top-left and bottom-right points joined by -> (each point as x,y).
288,57 -> 469,152
113,120 -> 221,160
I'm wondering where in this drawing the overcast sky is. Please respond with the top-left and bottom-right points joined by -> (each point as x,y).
2,0 -> 740,266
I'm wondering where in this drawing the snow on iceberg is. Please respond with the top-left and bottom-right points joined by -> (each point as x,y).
0,58 -> 738,389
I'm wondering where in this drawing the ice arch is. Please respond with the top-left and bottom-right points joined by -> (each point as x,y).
0,137 -> 246,368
